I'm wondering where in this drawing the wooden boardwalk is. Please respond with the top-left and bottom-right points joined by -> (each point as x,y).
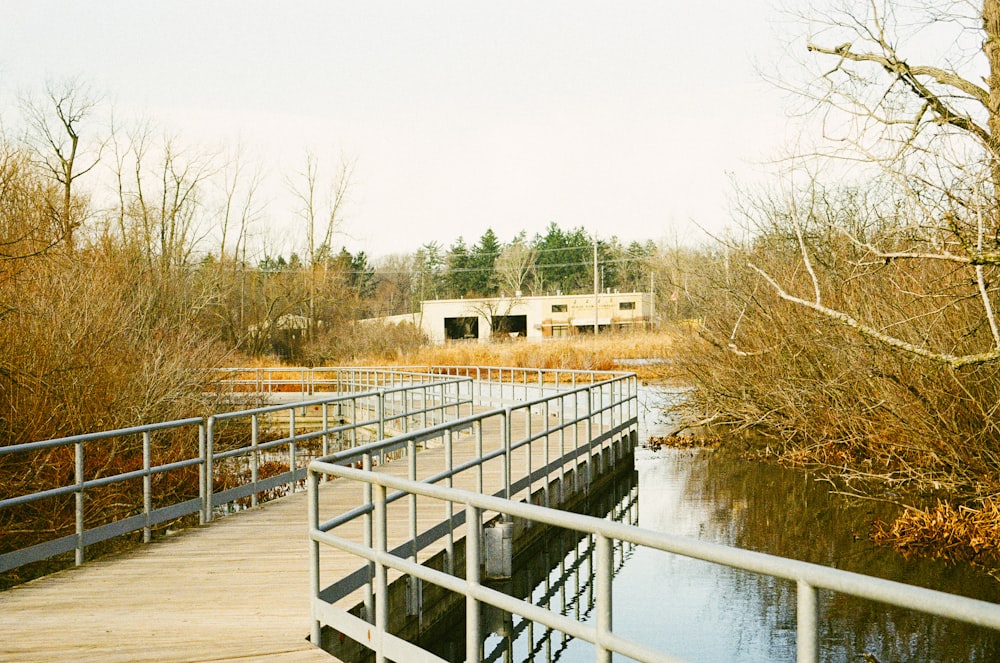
0,416 -> 604,662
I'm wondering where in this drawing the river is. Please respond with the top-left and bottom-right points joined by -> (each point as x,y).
418,386 -> 1000,662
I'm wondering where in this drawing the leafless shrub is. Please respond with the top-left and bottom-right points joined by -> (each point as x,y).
675,184 -> 1000,505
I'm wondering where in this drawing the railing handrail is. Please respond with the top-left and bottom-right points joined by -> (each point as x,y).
309,461 -> 1000,663
208,376 -> 473,421
0,368 -> 500,572
311,376 -> 623,472
0,417 -> 205,456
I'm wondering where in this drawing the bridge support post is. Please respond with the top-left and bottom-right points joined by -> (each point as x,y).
484,521 -> 513,579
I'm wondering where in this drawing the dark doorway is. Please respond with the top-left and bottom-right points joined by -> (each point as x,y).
444,316 -> 479,340
492,315 -> 528,338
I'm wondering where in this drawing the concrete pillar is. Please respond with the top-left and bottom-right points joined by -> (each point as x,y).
484,521 -> 513,579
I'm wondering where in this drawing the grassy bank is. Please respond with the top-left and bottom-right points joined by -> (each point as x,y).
357,329 -> 681,382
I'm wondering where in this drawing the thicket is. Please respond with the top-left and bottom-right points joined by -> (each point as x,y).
670,0 -> 1000,568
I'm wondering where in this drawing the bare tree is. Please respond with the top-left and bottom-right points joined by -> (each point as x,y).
21,79 -> 103,252
120,128 -> 215,276
217,142 -> 264,262
751,1 -> 1000,368
493,234 -> 537,296
287,152 -> 355,340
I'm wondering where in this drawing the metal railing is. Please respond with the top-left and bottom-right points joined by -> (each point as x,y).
307,371 -> 640,662
308,465 -> 1000,663
0,371 -> 474,574
213,366 -> 465,399
477,476 -> 639,663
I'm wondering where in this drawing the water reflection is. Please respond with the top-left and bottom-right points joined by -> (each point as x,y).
415,386 -> 1000,662
416,472 -> 639,663
653,447 -> 1000,662
432,450 -> 1000,662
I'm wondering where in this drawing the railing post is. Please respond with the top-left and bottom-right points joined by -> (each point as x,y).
251,414 -> 260,506
466,505 -> 482,663
502,408 -> 512,501
475,420 -> 484,494
377,390 -> 385,441
308,468 -> 322,647
595,534 -> 613,663
574,390 -> 581,488
586,387 -> 594,490
74,439 -> 84,566
374,482 -> 388,663
205,416 -> 215,523
321,404 -> 329,460
559,394 -> 567,500
422,384 -> 429,429
351,397 -> 358,448
445,428 -> 454,575
610,379 -> 617,431
407,437 -> 420,616
797,579 -> 819,663
198,422 -> 207,525
289,408 -> 297,492
143,431 -> 152,543
525,407 -> 533,505
363,452 -> 374,623
543,398 -> 550,508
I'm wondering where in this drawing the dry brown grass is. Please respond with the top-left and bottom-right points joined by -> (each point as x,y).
359,329 -> 679,381
872,498 -> 1000,568
239,329 -> 681,381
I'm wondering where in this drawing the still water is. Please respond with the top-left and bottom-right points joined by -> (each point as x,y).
420,387 -> 1000,662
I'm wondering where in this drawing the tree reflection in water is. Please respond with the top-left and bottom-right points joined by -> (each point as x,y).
456,450 -> 1000,662
414,386 -> 1000,662
646,447 -> 1000,662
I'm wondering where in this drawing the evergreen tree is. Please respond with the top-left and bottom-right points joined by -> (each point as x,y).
413,241 -> 445,301
444,237 -> 473,297
469,228 -> 501,296
532,223 -> 593,294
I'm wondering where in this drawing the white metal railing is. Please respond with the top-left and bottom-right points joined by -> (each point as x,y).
212,366 -> 462,399
309,465 -> 1000,663
0,366 -> 628,580
0,370 -> 474,574
307,372 -> 639,662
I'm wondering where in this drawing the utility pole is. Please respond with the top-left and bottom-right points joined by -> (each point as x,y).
593,233 -> 599,335
649,271 -> 655,329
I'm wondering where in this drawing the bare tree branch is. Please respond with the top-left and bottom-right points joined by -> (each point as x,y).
749,262 -> 1000,368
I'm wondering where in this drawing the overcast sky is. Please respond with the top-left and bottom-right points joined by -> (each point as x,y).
1,1 -> 794,258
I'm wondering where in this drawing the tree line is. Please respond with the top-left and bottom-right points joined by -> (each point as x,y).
1,81 -> 690,444
257,224 -> 656,316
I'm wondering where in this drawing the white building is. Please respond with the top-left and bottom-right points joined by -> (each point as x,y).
397,292 -> 654,344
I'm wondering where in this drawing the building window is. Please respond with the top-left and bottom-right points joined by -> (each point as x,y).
619,301 -> 636,310
551,304 -> 567,313
552,324 -> 569,337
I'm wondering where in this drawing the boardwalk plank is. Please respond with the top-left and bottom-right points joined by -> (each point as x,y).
0,415 -> 616,662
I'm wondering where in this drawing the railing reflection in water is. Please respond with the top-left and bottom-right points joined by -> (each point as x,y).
417,473 -> 639,663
